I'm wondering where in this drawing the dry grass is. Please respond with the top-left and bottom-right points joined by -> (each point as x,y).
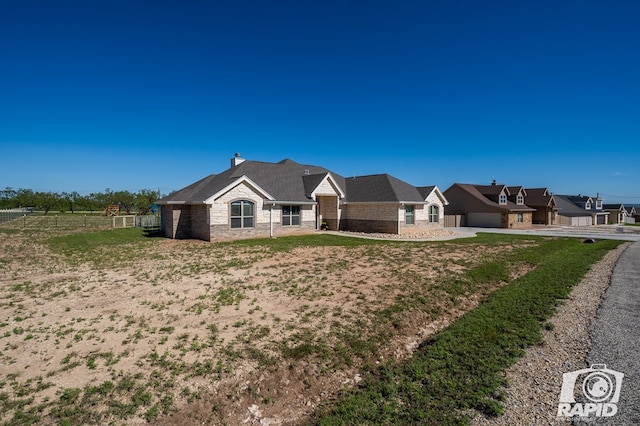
0,226 -> 541,425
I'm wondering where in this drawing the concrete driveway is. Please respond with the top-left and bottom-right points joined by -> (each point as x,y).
449,225 -> 640,242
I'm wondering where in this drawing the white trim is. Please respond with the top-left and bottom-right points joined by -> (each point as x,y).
205,175 -> 275,204
422,185 -> 449,205
309,173 -> 346,200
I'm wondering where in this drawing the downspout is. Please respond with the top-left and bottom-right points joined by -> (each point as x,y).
269,204 -> 274,238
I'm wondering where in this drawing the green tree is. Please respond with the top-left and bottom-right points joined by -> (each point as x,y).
62,191 -> 81,213
34,192 -> 59,215
135,189 -> 159,215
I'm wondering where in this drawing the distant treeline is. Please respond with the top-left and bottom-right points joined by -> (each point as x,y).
0,188 -> 161,215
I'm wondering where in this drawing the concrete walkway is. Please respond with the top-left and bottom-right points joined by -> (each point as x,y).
586,241 -> 640,424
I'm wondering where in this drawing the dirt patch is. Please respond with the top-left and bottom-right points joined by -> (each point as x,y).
0,228 -> 539,424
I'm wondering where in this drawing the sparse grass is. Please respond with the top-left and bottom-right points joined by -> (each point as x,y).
311,238 -> 622,425
0,227 -> 625,425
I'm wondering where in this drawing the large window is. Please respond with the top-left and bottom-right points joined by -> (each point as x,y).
282,205 -> 300,226
428,205 -> 439,223
517,212 -> 524,223
405,205 -> 415,225
230,200 -> 254,228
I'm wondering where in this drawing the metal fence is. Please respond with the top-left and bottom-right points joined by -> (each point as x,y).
0,208 -> 33,225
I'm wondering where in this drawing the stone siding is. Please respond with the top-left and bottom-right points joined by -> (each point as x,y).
507,212 -> 533,228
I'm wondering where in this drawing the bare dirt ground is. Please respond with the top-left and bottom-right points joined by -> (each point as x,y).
0,226 -> 538,425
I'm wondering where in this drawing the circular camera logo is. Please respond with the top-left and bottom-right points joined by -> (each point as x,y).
583,371 -> 613,403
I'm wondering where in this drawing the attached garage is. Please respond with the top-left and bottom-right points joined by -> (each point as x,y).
559,215 -> 592,226
467,212 -> 502,227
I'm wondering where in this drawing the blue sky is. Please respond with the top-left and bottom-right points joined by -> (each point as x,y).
1,1 -> 639,202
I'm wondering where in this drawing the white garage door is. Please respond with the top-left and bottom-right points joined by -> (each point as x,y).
467,212 -> 502,227
572,216 -> 592,226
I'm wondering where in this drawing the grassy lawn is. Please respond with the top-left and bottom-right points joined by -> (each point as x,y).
0,227 -> 623,424
311,237 -> 622,425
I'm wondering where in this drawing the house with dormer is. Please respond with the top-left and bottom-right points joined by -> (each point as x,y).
157,154 -> 448,241
524,188 -> 558,225
554,194 -> 609,226
603,204 -> 627,224
443,181 -> 535,228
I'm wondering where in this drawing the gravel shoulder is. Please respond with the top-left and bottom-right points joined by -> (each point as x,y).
587,241 -> 640,425
472,241 -> 630,426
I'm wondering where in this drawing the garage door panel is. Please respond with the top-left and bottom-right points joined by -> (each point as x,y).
467,212 -> 502,227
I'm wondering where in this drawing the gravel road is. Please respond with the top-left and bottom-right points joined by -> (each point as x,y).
586,241 -> 640,425
472,242 -> 631,425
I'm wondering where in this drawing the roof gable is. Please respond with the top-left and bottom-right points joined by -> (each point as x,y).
205,175 -> 275,203
305,173 -> 346,199
417,185 -> 449,205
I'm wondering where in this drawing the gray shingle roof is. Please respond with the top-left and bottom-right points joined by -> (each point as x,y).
417,185 -> 436,199
158,159 -> 426,205
554,195 -> 594,217
344,174 -> 426,203
447,183 -> 535,212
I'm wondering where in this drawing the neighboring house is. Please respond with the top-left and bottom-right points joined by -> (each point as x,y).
524,187 -> 558,225
156,155 -> 447,241
627,206 -> 638,223
443,182 -> 535,228
554,194 -> 609,226
603,203 -> 628,224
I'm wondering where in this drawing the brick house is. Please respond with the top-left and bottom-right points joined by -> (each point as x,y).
157,155 -> 448,241
443,181 -> 535,228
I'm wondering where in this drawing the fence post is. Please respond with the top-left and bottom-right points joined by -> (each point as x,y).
23,214 -> 26,228
84,214 -> 87,227
55,215 -> 58,227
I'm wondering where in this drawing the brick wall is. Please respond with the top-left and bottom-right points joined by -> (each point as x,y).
342,204 -> 399,233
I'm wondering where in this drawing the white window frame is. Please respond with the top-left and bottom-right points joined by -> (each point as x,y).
585,201 -> 592,210
517,212 -> 524,223
596,200 -> 603,210
516,194 -> 524,205
499,194 -> 507,205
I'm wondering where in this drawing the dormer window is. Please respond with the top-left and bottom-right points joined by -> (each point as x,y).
596,200 -> 602,210
499,194 -> 507,205
585,201 -> 592,210
516,194 -> 524,205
